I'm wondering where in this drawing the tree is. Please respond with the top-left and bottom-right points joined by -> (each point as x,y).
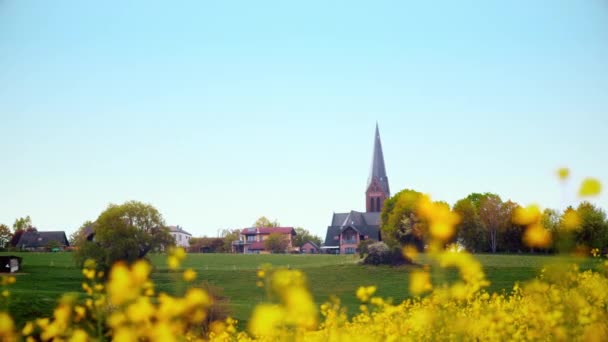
380,189 -> 426,250
478,194 -> 509,253
12,216 -> 33,232
264,233 -> 289,253
189,237 -> 225,253
0,224 -> 12,248
253,216 -> 280,228
220,229 -> 241,253
293,227 -> 322,248
499,201 -> 525,253
453,198 -> 485,252
69,220 -> 94,247
74,201 -> 174,270
574,202 -> 608,250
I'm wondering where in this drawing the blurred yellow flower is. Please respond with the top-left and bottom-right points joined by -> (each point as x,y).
562,209 -> 581,230
579,178 -> 602,197
410,270 -> 432,295
523,224 -> 552,248
513,204 -> 541,226
356,286 -> 377,302
248,304 -> 284,336
402,245 -> 419,261
69,329 -> 88,342
557,167 -> 570,180
0,312 -> 14,335
183,268 -> 197,282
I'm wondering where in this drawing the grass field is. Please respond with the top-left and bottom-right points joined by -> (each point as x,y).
0,252 -> 595,329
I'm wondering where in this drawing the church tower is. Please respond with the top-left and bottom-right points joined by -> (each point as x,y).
366,123 -> 390,212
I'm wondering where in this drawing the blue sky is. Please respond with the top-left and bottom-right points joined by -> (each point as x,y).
1,1 -> 607,238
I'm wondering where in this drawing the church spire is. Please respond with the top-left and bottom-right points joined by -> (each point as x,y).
366,123 -> 390,212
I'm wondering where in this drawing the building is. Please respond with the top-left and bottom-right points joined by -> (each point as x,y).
300,241 -> 320,254
16,231 -> 69,251
232,227 -> 297,254
168,225 -> 192,248
323,124 -> 390,254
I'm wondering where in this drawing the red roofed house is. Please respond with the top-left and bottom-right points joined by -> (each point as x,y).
232,227 -> 297,254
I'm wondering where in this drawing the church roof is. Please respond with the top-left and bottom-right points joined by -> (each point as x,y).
367,123 -> 390,196
324,211 -> 381,247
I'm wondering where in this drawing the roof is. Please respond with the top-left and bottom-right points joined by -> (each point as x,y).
241,227 -> 296,235
302,241 -> 320,250
168,225 -> 192,236
16,231 -> 69,248
367,123 -> 390,196
324,211 -> 381,247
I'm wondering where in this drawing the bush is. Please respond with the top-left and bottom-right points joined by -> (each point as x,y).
363,242 -> 408,265
357,240 -> 375,258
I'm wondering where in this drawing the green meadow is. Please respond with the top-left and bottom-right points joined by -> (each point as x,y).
0,252 -> 594,328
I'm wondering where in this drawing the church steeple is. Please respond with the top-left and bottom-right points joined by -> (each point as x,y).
366,123 -> 390,212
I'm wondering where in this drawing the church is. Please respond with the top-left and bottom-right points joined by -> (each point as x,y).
322,124 -> 390,254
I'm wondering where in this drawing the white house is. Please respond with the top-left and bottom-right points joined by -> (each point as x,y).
168,225 -> 192,248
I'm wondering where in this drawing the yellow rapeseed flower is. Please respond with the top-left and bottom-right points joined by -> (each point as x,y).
523,223 -> 552,248
562,209 -> 581,230
248,304 -> 284,336
0,312 -> 15,336
183,268 -> 197,282
557,168 -> 570,180
402,244 -> 419,261
131,260 -> 151,286
356,286 -> 377,302
167,256 -> 180,270
107,262 -> 134,306
512,204 -> 541,226
409,271 -> 432,295
21,322 -> 34,336
579,178 -> 602,197
69,329 -> 88,342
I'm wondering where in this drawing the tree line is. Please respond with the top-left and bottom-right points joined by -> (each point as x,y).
380,189 -> 608,254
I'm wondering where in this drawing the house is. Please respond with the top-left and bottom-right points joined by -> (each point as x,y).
168,225 -> 192,248
301,241 -> 320,254
232,227 -> 297,254
323,124 -> 389,254
16,231 -> 69,251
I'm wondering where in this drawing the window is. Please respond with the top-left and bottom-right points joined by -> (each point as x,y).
247,235 -> 256,242
344,247 -> 356,254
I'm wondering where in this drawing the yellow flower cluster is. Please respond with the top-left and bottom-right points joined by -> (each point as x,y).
247,268 -> 318,339
0,250 -> 606,341
513,204 -> 553,248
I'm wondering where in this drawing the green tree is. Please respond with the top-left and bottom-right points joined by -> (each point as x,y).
478,194 -> 509,253
453,198 -> 485,252
12,216 -> 32,232
574,202 -> 608,250
220,229 -> 241,253
499,201 -> 525,253
293,227 -> 322,247
74,201 -> 174,271
380,189 -> 426,250
69,220 -> 94,247
0,224 -> 12,248
264,233 -> 289,253
253,216 -> 280,228
189,237 -> 225,253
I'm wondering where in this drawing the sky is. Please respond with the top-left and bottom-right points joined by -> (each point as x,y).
1,1 -> 607,239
